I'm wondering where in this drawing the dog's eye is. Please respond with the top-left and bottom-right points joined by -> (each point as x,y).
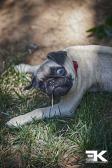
56,67 -> 66,76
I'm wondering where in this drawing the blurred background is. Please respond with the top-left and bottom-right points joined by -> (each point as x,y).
0,0 -> 112,71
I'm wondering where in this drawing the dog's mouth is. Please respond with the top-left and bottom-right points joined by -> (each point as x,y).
25,75 -> 73,97
38,76 -> 73,97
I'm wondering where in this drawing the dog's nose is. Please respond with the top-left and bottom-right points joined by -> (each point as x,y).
47,79 -> 55,87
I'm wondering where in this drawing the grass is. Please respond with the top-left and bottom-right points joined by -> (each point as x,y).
0,67 -> 112,168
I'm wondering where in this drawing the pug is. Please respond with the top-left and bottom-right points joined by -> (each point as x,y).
6,45 -> 112,127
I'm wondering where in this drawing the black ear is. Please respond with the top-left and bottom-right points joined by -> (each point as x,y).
47,51 -> 67,65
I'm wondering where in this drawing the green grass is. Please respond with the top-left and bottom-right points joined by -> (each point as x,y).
0,67 -> 112,168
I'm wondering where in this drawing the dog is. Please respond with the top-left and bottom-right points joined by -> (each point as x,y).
6,45 -> 112,127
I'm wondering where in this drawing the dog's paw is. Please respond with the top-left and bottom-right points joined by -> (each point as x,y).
14,64 -> 27,73
6,115 -> 27,127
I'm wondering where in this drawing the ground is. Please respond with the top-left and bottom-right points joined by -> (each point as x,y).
0,66 -> 112,168
0,0 -> 112,168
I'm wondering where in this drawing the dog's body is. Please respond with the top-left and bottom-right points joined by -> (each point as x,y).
7,45 -> 112,127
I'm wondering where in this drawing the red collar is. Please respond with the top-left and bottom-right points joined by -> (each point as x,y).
73,61 -> 78,76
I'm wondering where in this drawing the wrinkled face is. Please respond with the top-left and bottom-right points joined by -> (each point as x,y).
26,51 -> 74,97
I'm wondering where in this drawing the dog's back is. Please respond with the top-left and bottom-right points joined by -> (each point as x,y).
66,45 -> 112,91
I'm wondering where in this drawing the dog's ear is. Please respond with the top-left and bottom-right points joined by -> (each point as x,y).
47,51 -> 67,65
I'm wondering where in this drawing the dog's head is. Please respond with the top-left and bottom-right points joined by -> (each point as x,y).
27,51 -> 76,97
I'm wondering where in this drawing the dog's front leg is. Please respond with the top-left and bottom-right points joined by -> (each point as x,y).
15,64 -> 40,74
6,103 -> 71,127
6,91 -> 84,127
7,105 -> 61,127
